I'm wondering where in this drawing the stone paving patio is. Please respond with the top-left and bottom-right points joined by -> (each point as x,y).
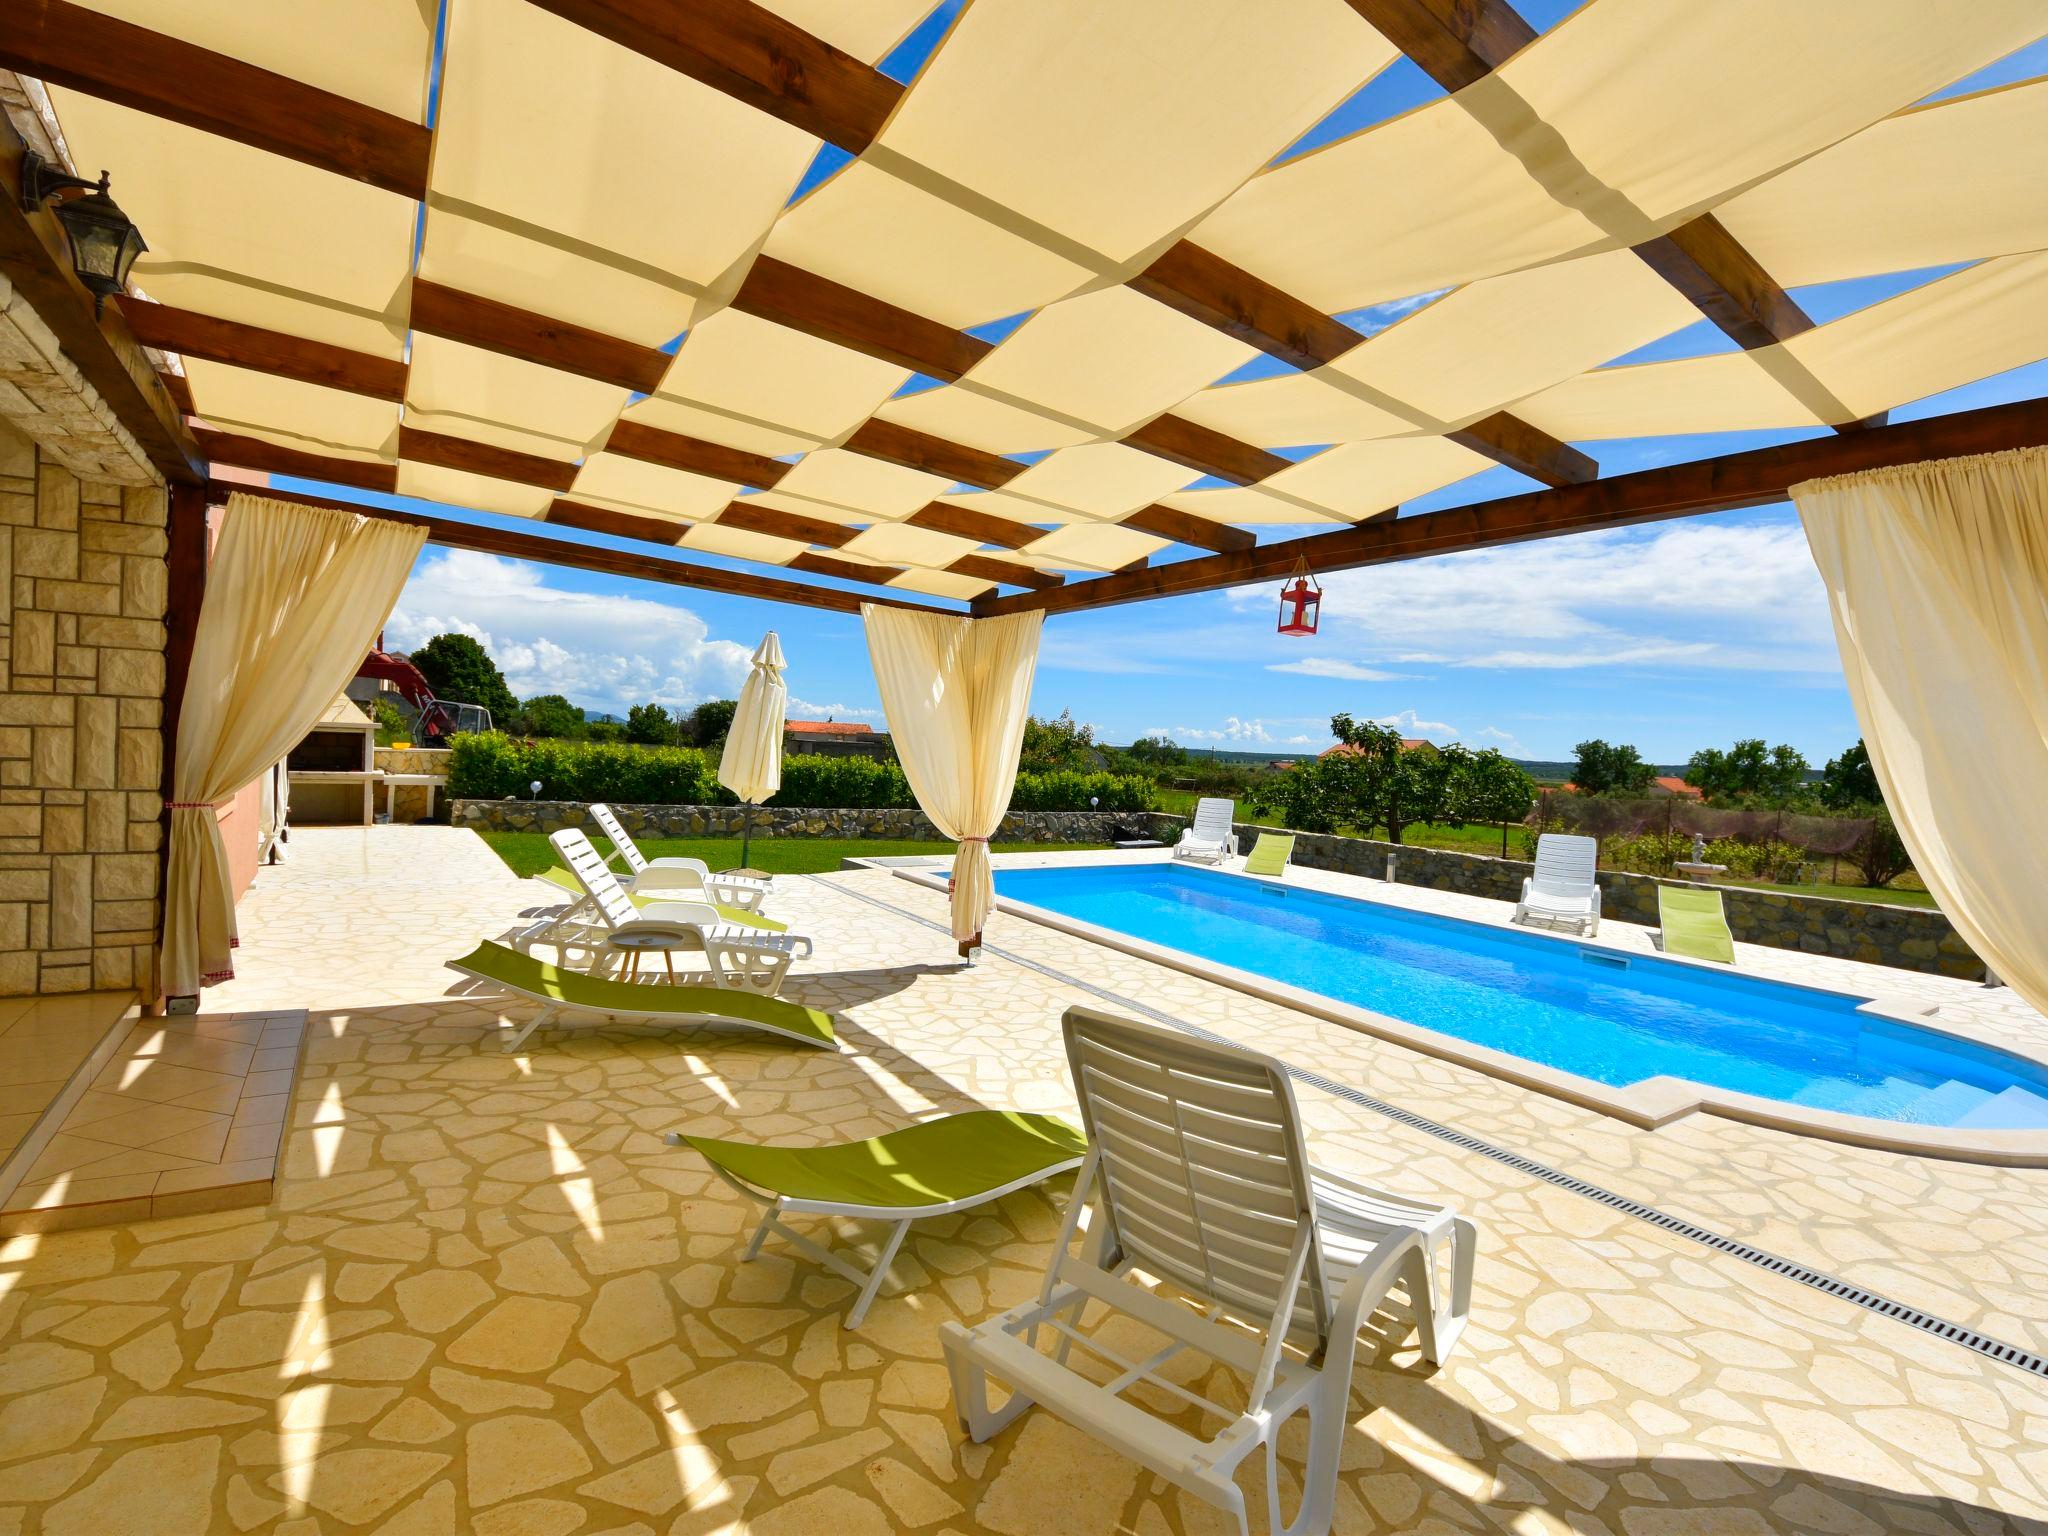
1,824 -> 2045,1534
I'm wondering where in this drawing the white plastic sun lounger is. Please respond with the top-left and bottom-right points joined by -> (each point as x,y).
525,829 -> 807,995
589,801 -> 772,912
1174,797 -> 1238,863
1512,831 -> 1601,936
943,1006 -> 1476,1536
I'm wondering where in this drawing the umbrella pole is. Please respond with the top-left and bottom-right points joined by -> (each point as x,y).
740,804 -> 752,871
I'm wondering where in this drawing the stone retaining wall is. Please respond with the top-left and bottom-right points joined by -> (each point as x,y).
1228,819 -> 1981,981
454,798 -> 1183,846
374,746 -> 450,777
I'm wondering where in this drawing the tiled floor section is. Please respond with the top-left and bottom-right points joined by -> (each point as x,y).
0,824 -> 2042,1534
0,1008 -> 307,1233
0,992 -> 133,1170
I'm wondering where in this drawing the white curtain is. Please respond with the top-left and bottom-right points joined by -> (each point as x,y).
862,605 -> 1043,942
1792,447 -> 2048,1012
162,494 -> 425,994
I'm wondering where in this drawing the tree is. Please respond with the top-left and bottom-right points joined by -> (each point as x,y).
1020,710 -> 1100,773
1125,735 -> 1188,768
1571,738 -> 1655,796
1251,753 -> 1359,834
624,703 -> 674,746
1845,805 -> 1913,888
1820,738 -> 1881,810
406,632 -> 518,725
1684,738 -> 1811,805
585,721 -> 625,743
516,694 -> 585,738
1451,749 -> 1536,855
1329,714 -> 1457,844
684,699 -> 737,747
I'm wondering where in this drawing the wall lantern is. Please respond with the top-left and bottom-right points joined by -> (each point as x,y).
19,149 -> 147,317
1277,555 -> 1321,636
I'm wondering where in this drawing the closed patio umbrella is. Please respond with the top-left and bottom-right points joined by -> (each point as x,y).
718,631 -> 786,871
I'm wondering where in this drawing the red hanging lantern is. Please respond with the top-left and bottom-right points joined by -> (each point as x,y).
1276,555 -> 1321,636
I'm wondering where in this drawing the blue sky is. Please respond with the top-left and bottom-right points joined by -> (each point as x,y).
313,27 -> 2048,768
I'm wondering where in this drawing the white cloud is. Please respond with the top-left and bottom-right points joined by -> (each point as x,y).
1372,708 -> 1458,740
1169,717 -> 1275,744
1226,520 -> 1836,674
1475,725 -> 1529,756
387,550 -> 755,715
787,697 -> 883,723
1267,657 -> 1408,682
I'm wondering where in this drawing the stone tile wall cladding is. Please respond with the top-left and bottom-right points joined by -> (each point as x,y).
1227,820 -> 1982,981
0,419 -> 166,995
455,798 -> 1183,846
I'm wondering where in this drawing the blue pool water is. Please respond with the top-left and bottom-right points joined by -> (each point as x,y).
991,863 -> 2048,1130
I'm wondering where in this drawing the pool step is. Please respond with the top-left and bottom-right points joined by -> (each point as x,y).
1892,1078 -> 1996,1125
1950,1084 -> 2048,1131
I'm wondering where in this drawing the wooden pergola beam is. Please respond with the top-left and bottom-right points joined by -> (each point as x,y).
408,280 -> 669,395
191,427 -> 396,492
1343,0 -> 1536,90
544,497 -> 685,545
398,425 -> 579,493
1130,240 -> 1365,372
603,419 -> 790,489
121,297 -> 409,401
525,0 -> 903,155
208,480 -> 952,615
971,395 -> 2048,617
842,419 -> 1024,490
1448,411 -> 1595,487
730,255 -> 992,383
1119,503 -> 1258,554
0,0 -> 432,198
1122,413 -> 1289,487
904,501 -> 1043,551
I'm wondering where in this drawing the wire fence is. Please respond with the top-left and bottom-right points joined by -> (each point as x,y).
1530,792 -> 1882,885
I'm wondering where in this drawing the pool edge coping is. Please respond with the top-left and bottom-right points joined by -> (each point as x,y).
892,861 -> 2048,1168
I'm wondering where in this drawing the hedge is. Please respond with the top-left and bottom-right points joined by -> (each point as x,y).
447,733 -> 1153,813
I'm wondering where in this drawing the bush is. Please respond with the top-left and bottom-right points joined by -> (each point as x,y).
1010,771 -> 1153,813
1845,805 -> 1913,887
448,733 -> 719,804
776,754 -> 910,808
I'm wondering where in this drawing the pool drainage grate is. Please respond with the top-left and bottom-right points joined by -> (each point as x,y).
813,875 -> 2048,1382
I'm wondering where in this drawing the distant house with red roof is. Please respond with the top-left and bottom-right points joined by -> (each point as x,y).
1319,738 -> 1432,758
1650,775 -> 1703,799
784,719 -> 891,760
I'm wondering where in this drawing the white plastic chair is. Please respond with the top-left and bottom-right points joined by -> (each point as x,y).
524,829 -> 805,994
942,1006 -> 1476,1536
1174,797 -> 1239,863
1513,832 -> 1602,936
588,802 -> 773,912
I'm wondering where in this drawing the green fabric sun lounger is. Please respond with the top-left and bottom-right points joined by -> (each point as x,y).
1658,885 -> 1736,964
672,1110 -> 1088,1327
449,940 -> 836,1053
1243,832 -> 1295,877
533,865 -> 787,932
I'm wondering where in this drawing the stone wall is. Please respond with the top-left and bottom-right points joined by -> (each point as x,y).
0,418 -> 166,995
1225,819 -> 1982,981
374,746 -> 450,777
454,798 -> 1182,846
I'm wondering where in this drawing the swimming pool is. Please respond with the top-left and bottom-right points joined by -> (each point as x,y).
989,862 -> 2048,1133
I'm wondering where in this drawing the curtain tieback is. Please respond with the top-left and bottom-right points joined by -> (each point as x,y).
166,801 -> 224,810
959,836 -> 989,844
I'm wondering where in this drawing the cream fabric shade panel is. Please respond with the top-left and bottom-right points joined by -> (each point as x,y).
679,523 -> 810,566
1792,449 -> 2048,1017
874,0 -> 1394,266
1717,79 -> 2048,287
1022,522 -> 1168,572
874,385 -> 1098,455
1261,437 -> 1494,521
926,490 -> 1095,530
181,360 -> 399,462
75,0 -> 431,119
960,286 -> 1255,436
1000,444 -> 1200,518
886,568 -> 995,601
50,94 -> 414,359
426,0 -> 817,342
1327,250 -> 1702,430
653,312 -> 911,447
731,490 -> 876,530
754,0 -> 933,64
1523,254 -> 2048,440
1161,486 -> 1349,525
771,451 -> 954,518
394,462 -> 553,520
405,335 -> 631,460
1174,374 -> 1411,449
1192,0 -> 2047,311
765,163 -> 1096,329
569,454 -> 741,520
840,522 -> 983,568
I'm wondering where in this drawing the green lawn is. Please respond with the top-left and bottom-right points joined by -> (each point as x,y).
475,829 -> 1109,880
1710,874 -> 1937,909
